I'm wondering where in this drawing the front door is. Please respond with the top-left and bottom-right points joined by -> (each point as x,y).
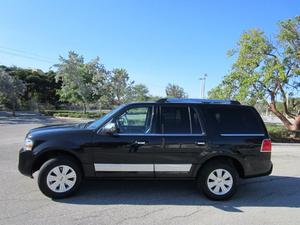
92,104 -> 161,177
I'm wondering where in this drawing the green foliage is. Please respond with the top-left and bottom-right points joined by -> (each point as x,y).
55,51 -> 109,112
0,50 -> 188,115
165,83 -> 188,98
0,66 -> 61,110
208,16 -> 300,131
209,18 -> 300,104
110,68 -> 134,104
0,69 -> 26,115
42,110 -> 104,119
127,84 -> 150,102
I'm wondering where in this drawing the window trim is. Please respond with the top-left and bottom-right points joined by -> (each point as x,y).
98,104 -> 155,135
189,105 -> 205,135
99,104 -> 206,136
115,105 -> 155,134
146,105 -> 155,133
188,106 -> 193,134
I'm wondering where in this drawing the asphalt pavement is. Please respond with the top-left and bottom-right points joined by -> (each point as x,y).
0,118 -> 299,225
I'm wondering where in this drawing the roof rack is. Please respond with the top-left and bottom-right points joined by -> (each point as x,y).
156,98 -> 241,105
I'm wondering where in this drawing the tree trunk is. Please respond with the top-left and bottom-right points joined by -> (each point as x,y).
12,102 -> 16,117
292,115 -> 300,131
269,107 -> 300,131
83,104 -> 87,114
269,105 -> 292,129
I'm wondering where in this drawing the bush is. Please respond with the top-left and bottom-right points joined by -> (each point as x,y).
42,110 -> 104,119
266,123 -> 300,143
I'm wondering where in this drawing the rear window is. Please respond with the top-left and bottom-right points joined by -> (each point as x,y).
205,107 -> 265,134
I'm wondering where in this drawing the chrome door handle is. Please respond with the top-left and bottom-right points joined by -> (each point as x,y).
135,141 -> 146,145
195,141 -> 205,146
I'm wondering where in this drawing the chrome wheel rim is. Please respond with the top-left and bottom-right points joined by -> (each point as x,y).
46,165 -> 77,193
207,169 -> 233,195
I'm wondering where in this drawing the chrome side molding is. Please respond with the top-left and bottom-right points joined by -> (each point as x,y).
94,163 -> 192,172
220,134 -> 265,137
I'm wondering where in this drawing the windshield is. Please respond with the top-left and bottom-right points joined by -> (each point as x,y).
87,105 -> 125,129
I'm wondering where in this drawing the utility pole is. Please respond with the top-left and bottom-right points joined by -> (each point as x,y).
199,77 -> 203,98
199,74 -> 207,98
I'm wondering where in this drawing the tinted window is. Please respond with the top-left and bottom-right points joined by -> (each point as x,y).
206,107 -> 264,134
116,106 -> 153,134
161,106 -> 190,134
190,107 -> 203,134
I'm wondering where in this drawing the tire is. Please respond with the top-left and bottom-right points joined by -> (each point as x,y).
38,156 -> 82,199
196,160 -> 238,200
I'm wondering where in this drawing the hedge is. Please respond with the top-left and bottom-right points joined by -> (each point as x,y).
42,110 -> 104,119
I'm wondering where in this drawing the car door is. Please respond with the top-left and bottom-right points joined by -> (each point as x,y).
92,104 -> 162,178
154,104 -> 208,177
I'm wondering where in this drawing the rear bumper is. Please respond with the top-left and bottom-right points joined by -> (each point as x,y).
18,148 -> 34,178
244,161 -> 273,178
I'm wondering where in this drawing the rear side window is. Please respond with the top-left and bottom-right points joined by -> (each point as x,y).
205,107 -> 264,134
161,106 -> 190,134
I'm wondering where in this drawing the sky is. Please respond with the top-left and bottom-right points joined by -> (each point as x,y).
0,0 -> 299,97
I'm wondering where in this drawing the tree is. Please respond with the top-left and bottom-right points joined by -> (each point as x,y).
0,69 -> 26,116
0,66 -> 61,110
127,84 -> 150,102
110,68 -> 134,104
55,51 -> 108,113
208,16 -> 300,131
165,83 -> 188,98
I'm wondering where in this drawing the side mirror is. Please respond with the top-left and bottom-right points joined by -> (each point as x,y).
102,122 -> 117,135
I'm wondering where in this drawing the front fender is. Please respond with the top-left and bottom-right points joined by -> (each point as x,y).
32,139 -> 91,164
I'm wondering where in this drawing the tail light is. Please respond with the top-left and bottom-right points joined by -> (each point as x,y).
260,139 -> 272,152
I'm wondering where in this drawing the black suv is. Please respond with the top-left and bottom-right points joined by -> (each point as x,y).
18,98 -> 272,200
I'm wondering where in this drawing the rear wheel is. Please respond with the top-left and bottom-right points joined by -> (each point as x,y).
38,156 -> 82,199
197,160 -> 238,200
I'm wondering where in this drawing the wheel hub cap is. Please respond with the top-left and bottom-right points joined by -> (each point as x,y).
207,168 -> 233,195
46,165 -> 77,193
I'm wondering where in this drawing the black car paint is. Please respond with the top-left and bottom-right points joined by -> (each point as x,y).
18,102 -> 272,179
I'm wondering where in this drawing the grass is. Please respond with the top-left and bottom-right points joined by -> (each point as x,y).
265,123 -> 300,143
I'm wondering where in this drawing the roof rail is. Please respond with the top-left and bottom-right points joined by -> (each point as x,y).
156,98 -> 241,105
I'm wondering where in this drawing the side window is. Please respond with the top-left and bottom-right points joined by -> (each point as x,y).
116,106 -> 153,134
190,107 -> 203,134
206,107 -> 264,134
161,106 -> 190,134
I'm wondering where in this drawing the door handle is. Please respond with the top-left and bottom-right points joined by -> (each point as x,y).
134,141 -> 146,145
195,141 -> 205,146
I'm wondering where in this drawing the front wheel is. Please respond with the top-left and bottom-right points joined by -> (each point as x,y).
197,160 -> 238,200
38,156 -> 82,199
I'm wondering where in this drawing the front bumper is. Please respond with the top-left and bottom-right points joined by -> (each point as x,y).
18,148 -> 34,178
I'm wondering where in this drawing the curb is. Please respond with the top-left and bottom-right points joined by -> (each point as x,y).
273,143 -> 300,146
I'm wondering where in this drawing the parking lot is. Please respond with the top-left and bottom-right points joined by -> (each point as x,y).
0,119 -> 300,225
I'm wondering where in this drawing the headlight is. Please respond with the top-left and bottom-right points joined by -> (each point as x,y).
24,138 -> 33,151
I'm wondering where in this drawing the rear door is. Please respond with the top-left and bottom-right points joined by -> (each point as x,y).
154,104 -> 208,177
